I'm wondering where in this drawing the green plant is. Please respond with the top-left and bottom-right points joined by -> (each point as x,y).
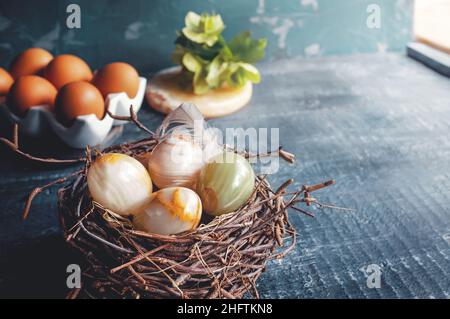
173,12 -> 267,94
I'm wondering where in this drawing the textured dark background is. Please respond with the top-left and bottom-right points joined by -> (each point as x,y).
1,53 -> 450,298
0,0 -> 412,71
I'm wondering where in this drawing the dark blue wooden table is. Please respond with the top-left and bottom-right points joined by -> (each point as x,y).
1,53 -> 449,298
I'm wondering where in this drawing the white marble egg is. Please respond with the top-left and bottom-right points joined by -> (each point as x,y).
87,153 -> 153,216
133,187 -> 202,235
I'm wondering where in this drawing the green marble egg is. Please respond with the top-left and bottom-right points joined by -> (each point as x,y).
196,151 -> 255,216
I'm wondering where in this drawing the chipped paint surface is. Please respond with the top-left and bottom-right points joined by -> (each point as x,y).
304,43 -> 322,56
256,0 -> 265,14
248,0 -> 412,58
125,21 -> 145,40
0,13 -> 11,31
377,42 -> 388,53
0,0 -> 412,72
273,18 -> 295,49
33,24 -> 60,50
301,0 -> 319,11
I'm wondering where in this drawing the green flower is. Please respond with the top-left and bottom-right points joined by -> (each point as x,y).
182,12 -> 225,47
182,52 -> 209,94
173,11 -> 266,95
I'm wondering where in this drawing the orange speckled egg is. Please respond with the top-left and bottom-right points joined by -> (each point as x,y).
44,54 -> 93,90
55,81 -> 105,127
9,48 -> 54,80
0,67 -> 14,96
92,62 -> 140,99
6,75 -> 57,117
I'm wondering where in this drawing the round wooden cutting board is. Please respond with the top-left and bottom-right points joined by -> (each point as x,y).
146,67 -> 252,118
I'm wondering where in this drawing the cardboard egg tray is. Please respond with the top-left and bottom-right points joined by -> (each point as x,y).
0,77 -> 147,149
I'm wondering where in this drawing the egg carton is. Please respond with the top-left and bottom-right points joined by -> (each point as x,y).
0,77 -> 147,149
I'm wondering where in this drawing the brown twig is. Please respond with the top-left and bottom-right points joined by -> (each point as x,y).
66,287 -> 81,299
238,146 -> 295,164
275,179 -> 294,195
13,123 -> 19,147
0,124 -> 85,164
303,180 -> 335,193
290,205 -> 315,218
106,105 -> 155,136
21,169 -> 84,220
278,147 -> 296,164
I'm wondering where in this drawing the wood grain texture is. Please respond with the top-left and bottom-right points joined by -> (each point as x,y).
1,53 -> 450,298
414,0 -> 450,54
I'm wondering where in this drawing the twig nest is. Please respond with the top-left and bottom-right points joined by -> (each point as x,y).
57,135 -> 297,299
18,104 -> 337,299
52,105 -> 310,299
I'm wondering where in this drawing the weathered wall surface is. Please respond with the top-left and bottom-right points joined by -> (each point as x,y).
0,0 -> 413,72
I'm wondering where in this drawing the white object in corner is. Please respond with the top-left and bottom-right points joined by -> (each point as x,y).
0,77 -> 147,148
107,77 -> 146,125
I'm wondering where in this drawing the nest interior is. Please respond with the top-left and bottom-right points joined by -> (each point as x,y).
58,137 -> 299,299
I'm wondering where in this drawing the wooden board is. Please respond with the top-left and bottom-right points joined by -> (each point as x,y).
146,67 -> 253,118
414,0 -> 450,53
407,42 -> 450,77
1,54 -> 450,298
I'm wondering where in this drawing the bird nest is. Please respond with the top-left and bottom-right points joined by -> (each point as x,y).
14,106 -> 335,299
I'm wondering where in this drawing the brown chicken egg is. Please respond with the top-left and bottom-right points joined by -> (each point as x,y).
44,54 -> 93,90
92,62 -> 139,99
9,48 -> 54,80
6,75 -> 57,117
55,81 -> 105,126
0,67 -> 14,96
